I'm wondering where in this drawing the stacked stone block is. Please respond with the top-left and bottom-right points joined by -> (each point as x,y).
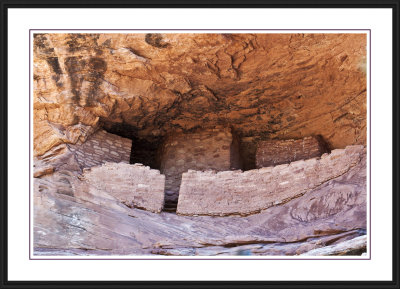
157,126 -> 242,211
83,163 -> 165,213
68,129 -> 132,169
255,136 -> 328,168
177,145 -> 365,216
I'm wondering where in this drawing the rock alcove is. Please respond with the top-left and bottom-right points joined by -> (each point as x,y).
98,122 -> 331,212
33,33 -> 368,256
34,33 -> 366,157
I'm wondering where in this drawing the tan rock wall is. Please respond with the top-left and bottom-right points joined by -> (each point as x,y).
83,163 -> 165,213
177,145 -> 365,216
68,129 -> 132,169
256,136 -> 328,168
157,127 -> 242,209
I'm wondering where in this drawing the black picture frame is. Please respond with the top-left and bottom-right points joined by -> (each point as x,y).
1,1 -> 399,288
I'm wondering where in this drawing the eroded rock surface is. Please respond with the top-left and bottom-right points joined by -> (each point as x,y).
33,143 -> 81,177
33,33 -> 366,157
301,235 -> 367,256
33,146 -> 366,256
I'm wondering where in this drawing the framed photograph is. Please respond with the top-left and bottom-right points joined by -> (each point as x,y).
1,1 -> 399,288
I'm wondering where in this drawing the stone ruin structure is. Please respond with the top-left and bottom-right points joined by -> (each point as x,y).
157,127 -> 241,210
68,129 -> 132,169
42,126 -> 336,215
255,136 -> 329,168
32,33 -> 367,256
177,145 -> 361,216
83,162 -> 165,213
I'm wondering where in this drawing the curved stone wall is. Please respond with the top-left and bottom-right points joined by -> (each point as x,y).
83,163 -> 165,213
177,145 -> 365,216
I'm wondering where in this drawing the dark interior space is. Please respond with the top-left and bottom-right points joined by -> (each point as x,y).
100,119 -> 162,169
101,118 -> 331,175
102,119 -> 259,172
129,137 -> 161,170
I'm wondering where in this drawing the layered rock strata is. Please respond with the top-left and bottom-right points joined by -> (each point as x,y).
33,33 -> 367,158
33,144 -> 81,178
33,145 -> 367,255
177,145 -> 364,216
255,136 -> 328,168
82,163 -> 165,213
301,235 -> 367,256
157,127 -> 241,210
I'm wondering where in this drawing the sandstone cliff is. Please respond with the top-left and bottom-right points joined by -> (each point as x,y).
34,33 -> 366,157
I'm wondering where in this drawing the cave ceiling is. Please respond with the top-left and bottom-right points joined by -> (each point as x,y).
33,33 -> 367,156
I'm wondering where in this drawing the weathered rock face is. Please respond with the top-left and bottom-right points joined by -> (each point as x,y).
177,145 -> 364,216
255,136 -> 328,168
33,144 -> 81,178
157,126 -> 241,210
33,33 -> 366,157
33,128 -> 132,177
82,163 -> 165,213
33,146 -> 367,255
301,235 -> 367,256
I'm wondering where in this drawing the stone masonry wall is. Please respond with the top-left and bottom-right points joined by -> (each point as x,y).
255,136 -> 328,168
157,126 -> 242,210
83,163 -> 165,213
68,129 -> 132,169
177,145 -> 365,216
